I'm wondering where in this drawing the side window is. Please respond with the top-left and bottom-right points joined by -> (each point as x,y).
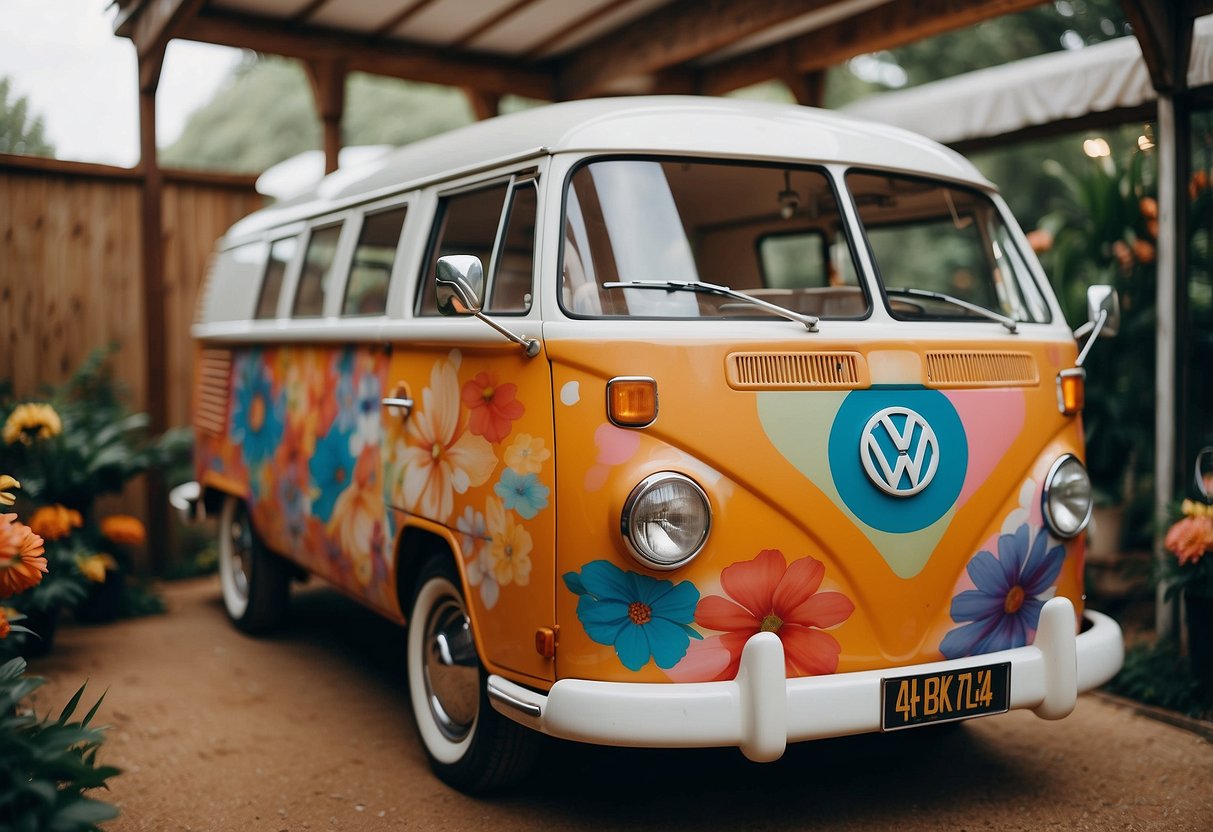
417,183 -> 509,315
254,237 -> 296,319
292,223 -> 343,318
343,206 -> 407,316
486,180 -> 537,314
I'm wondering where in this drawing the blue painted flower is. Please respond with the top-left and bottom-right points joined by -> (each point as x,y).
309,425 -> 355,523
940,524 -> 1066,659
495,468 -> 549,520
563,560 -> 701,671
332,350 -> 357,432
231,354 -> 284,467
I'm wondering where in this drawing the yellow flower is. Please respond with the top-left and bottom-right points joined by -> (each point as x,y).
101,514 -> 147,546
29,504 -> 84,542
503,434 -> 550,476
3,403 -> 63,445
75,553 -> 118,584
0,475 -> 19,506
0,513 -> 48,598
1182,499 -> 1213,519
486,497 -> 532,588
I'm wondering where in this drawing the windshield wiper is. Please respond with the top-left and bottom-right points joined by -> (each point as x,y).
601,280 -> 819,333
885,287 -> 1018,334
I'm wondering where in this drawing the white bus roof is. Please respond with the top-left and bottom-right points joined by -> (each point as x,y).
226,96 -> 991,241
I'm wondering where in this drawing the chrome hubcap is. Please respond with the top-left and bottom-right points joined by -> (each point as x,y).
422,596 -> 479,742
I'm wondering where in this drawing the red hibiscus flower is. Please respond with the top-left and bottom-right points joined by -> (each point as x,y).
461,372 -> 524,443
671,549 -> 854,682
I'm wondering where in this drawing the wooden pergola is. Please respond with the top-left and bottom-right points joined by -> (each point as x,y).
109,0 -> 1203,565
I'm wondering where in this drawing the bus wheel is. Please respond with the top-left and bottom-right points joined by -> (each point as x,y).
217,495 -> 290,634
406,555 -> 538,793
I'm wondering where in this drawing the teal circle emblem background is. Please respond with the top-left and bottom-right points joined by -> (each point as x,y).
828,386 -> 967,533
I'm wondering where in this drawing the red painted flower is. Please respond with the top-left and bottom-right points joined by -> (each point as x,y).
461,372 -> 524,443
673,549 -> 854,681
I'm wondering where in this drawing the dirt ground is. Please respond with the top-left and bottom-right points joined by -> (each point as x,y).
25,577 -> 1213,832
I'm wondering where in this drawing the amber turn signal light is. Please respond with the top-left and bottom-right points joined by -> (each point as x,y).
607,377 -> 657,427
1056,368 -> 1085,415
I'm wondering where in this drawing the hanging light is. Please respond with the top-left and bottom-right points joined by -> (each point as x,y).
778,170 -> 800,220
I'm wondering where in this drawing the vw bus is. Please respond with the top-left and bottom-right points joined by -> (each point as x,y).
180,97 -> 1125,792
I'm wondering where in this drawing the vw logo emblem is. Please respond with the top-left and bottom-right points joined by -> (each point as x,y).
860,407 -> 939,497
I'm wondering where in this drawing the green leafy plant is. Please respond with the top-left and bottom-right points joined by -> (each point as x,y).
1037,148 -> 1157,520
1106,639 -> 1209,718
0,657 -> 121,831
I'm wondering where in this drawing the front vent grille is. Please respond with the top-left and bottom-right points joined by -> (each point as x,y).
727,351 -> 867,390
194,349 -> 232,437
924,351 -> 1039,388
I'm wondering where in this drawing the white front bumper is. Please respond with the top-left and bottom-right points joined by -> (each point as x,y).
487,597 -> 1124,762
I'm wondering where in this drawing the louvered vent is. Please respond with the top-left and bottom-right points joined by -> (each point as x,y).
194,349 -> 232,437
924,351 -> 1039,388
727,352 -> 867,390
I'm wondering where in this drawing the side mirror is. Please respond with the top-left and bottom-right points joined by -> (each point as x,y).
1086,284 -> 1119,339
436,255 -> 484,317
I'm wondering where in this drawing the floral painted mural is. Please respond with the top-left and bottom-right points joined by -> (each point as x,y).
940,523 -> 1066,659
224,346 -> 393,608
384,350 -> 552,612
564,549 -> 854,679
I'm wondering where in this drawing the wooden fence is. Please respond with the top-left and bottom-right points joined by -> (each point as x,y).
0,153 -> 261,428
0,153 -> 261,567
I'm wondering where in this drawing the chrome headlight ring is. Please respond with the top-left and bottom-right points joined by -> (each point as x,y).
620,472 -> 712,570
1041,454 -> 1093,539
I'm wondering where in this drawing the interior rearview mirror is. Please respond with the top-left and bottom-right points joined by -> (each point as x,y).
436,255 -> 484,317
1086,284 -> 1119,339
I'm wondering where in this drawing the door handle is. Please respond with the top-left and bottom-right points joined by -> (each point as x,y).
381,397 -> 414,418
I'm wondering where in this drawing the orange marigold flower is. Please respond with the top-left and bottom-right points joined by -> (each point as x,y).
75,553 -> 118,584
0,608 -> 9,639
1131,238 -> 1155,265
1139,196 -> 1159,220
1025,228 -> 1053,254
101,514 -> 146,546
0,513 -> 48,598
3,403 -> 63,446
28,504 -> 84,541
0,474 -> 19,507
1164,515 -> 1213,566
1191,170 -> 1210,200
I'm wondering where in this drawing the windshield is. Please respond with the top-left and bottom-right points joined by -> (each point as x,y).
846,170 -> 1051,324
560,158 -> 869,320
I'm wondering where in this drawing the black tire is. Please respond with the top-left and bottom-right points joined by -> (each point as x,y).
218,495 -> 290,634
406,556 -> 538,793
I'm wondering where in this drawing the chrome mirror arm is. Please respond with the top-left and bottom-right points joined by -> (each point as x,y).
473,312 -> 542,358
1074,309 -> 1106,368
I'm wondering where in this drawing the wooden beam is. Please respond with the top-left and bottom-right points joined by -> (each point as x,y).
1121,0 -> 1193,93
453,0 -> 543,48
373,0 -> 440,38
700,0 -> 1047,95
557,0 -> 839,100
181,10 -> 554,99
521,0 -> 636,61
121,0 -> 207,60
304,58 -> 347,174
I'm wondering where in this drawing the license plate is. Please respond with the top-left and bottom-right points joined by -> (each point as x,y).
881,662 -> 1010,731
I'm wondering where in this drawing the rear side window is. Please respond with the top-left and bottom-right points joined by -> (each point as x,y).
417,184 -> 509,315
344,206 -> 407,316
254,237 -> 296,319
487,180 -> 537,314
292,223 -> 343,318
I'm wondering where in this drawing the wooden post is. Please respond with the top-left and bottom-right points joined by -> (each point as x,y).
305,59 -> 347,174
138,46 -> 169,572
464,88 -> 501,121
784,71 -> 826,108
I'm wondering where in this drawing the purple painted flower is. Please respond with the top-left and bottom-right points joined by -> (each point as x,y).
940,524 -> 1065,660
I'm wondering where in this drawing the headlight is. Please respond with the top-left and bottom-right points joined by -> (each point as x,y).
621,473 -> 711,569
1042,455 -> 1092,538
